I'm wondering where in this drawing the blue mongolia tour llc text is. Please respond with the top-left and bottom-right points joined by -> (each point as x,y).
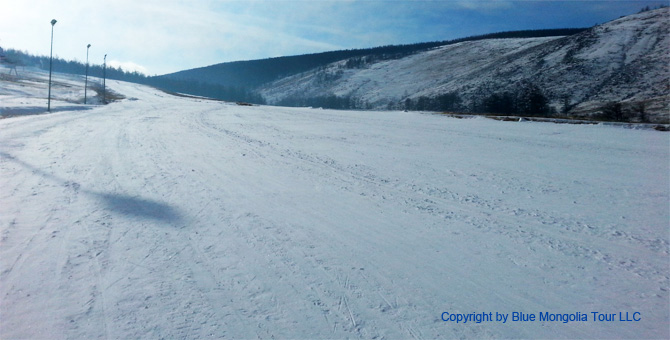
441,312 -> 641,324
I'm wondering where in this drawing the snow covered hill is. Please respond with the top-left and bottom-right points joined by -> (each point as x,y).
1,71 -> 669,339
259,8 -> 669,122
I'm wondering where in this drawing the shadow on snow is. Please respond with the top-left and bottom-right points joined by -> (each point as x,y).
0,151 -> 184,224
96,193 -> 183,223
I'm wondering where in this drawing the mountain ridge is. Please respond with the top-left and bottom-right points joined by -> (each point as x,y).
256,8 -> 669,123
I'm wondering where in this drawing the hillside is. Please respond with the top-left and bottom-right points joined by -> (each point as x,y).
258,8 -> 669,122
158,29 -> 585,89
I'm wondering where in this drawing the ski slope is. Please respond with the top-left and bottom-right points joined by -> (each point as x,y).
1,78 -> 668,339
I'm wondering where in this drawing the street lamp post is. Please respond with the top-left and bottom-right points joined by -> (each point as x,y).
85,44 -> 91,104
47,19 -> 57,112
103,54 -> 107,104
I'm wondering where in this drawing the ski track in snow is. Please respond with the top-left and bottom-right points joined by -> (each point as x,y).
1,79 -> 668,339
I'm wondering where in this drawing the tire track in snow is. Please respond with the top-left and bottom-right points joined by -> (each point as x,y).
191,109 -> 523,337
207,111 -> 667,299
191,111 -> 390,336
189,106 -> 668,338
176,110 -> 490,338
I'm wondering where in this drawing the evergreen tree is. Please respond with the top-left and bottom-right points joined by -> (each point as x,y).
517,82 -> 550,116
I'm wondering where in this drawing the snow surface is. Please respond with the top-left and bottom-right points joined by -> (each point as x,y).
1,73 -> 669,339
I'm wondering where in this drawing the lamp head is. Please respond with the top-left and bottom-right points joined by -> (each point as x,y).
87,44 -> 91,48
51,19 -> 57,26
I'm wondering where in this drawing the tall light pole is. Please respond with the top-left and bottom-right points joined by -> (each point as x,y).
84,44 -> 91,104
103,54 -> 107,104
47,19 -> 57,112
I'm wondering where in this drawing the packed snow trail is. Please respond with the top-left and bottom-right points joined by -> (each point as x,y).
1,80 -> 668,339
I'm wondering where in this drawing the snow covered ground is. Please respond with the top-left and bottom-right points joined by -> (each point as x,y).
1,74 -> 668,339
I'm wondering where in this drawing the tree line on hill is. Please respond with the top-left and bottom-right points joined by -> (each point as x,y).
1,48 -> 265,104
2,48 -> 147,83
274,82 -> 554,116
383,82 -> 553,116
276,94 -> 372,110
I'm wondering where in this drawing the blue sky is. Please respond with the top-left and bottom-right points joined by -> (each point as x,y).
1,0 -> 665,75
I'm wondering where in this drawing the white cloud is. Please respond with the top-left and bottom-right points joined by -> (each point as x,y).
108,60 -> 149,74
